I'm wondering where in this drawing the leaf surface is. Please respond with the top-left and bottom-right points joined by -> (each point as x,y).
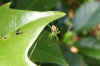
11,0 -> 60,11
29,31 -> 68,66
76,37 -> 100,60
0,3 -> 65,66
72,2 -> 100,32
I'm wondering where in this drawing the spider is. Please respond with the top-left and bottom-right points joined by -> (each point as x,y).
48,25 -> 60,40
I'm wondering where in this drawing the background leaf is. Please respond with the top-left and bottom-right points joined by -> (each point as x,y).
65,51 -> 87,66
72,2 -> 100,32
60,45 -> 87,66
11,0 -> 60,11
75,37 -> 100,60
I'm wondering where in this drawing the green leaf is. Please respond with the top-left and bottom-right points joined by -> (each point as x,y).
0,3 -> 65,66
28,30 -> 68,66
76,37 -> 100,60
67,54 -> 87,66
72,2 -> 100,32
11,0 -> 60,11
61,47 -> 87,66
84,56 -> 100,66
0,3 -> 65,38
39,63 -> 62,66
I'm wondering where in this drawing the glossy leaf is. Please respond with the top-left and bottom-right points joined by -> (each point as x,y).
72,2 -> 100,32
28,30 -> 68,66
76,37 -> 100,60
0,3 -> 65,38
0,3 -> 65,66
11,0 -> 60,11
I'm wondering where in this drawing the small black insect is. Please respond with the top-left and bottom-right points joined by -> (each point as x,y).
16,29 -> 23,35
